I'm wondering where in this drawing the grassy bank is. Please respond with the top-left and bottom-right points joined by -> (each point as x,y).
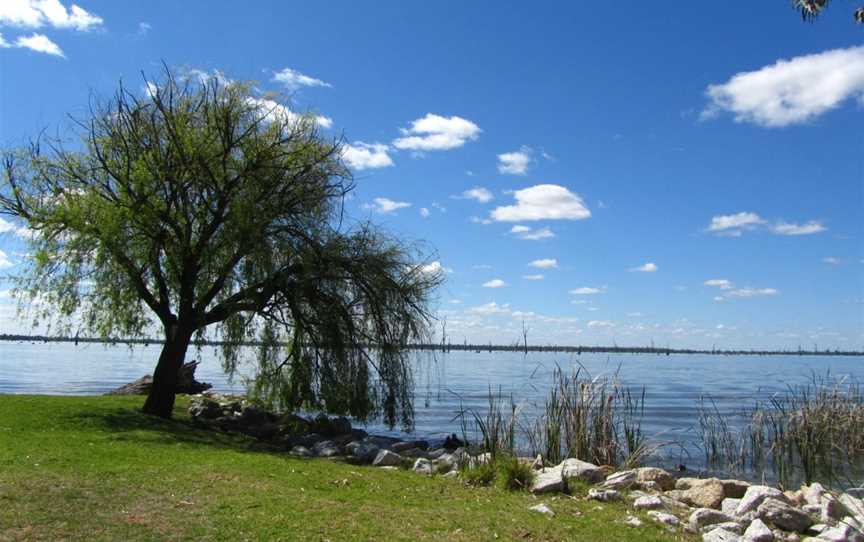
0,395 -> 689,541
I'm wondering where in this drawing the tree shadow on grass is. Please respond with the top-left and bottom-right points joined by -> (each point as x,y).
68,404 -> 291,458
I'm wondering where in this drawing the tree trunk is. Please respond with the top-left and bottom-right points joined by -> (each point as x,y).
142,323 -> 194,418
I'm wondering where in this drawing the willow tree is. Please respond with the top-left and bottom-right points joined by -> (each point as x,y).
0,69 -> 442,425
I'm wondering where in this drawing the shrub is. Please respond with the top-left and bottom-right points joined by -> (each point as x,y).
462,461 -> 497,487
498,456 -> 535,491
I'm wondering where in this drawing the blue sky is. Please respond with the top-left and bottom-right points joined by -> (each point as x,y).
0,1 -> 862,349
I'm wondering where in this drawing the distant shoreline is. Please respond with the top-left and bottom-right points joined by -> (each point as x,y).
1,333 -> 861,357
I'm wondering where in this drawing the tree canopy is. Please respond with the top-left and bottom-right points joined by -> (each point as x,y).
0,68 -> 442,426
793,0 -> 864,23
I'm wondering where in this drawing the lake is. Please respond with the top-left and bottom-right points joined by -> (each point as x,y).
2,342 -> 862,474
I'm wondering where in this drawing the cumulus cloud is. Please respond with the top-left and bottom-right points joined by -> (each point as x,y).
362,197 -> 411,214
529,258 -> 558,269
587,320 -> 615,328
419,207 -> 430,218
490,184 -> 590,222
417,261 -> 452,275
0,217 -> 32,239
0,0 -> 103,31
271,67 -> 331,90
771,221 -> 827,236
454,187 -> 493,203
245,96 -> 332,128
523,274 -> 544,280
702,46 -> 864,127
570,287 -> 606,295
342,142 -> 393,170
12,32 -> 63,56
392,114 -> 480,151
497,147 -> 531,175
137,21 -> 150,35
482,279 -> 506,288
707,212 -> 765,235
0,249 -> 13,269
704,279 -> 733,290
512,226 -> 554,241
630,262 -> 658,273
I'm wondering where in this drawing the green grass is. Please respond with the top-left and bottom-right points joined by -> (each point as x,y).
0,395 -> 692,541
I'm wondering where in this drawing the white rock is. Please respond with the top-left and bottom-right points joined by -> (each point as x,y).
624,515 -> 643,527
529,503 -> 555,517
819,494 -> 846,523
603,469 -> 638,490
703,528 -> 743,542
803,484 -> 827,507
814,516 -> 864,542
705,522 -> 744,535
634,495 -> 664,510
847,488 -> 864,500
372,449 -> 403,467
530,465 -> 565,494
690,508 -> 738,531
441,470 -> 460,479
737,486 -> 790,516
648,511 -> 681,526
560,458 -> 605,483
723,498 -> 743,516
588,488 -> 622,502
839,494 -> 864,522
758,497 -> 813,533
743,518 -> 774,542
412,458 -> 434,475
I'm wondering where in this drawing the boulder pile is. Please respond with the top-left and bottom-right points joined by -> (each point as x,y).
189,393 -> 864,542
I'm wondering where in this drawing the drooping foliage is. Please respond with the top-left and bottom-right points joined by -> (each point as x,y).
0,67 -> 442,426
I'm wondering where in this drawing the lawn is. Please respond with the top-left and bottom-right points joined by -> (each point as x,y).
0,395 -> 692,541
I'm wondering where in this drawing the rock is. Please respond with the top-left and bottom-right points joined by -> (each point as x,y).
372,449 -> 402,467
442,434 -> 465,451
737,486 -> 791,516
637,467 -> 675,491
413,458 -> 434,476
648,511 -> 681,526
818,494 -> 846,523
722,480 -> 752,499
530,465 -> 565,494
703,528 -> 743,542
602,469 -> 638,490
743,519 -> 774,542
561,458 -> 605,484
189,398 -> 222,419
624,515 -> 643,527
345,441 -> 379,464
289,445 -> 314,457
839,493 -> 864,522
529,503 -> 555,517
391,440 -> 428,453
681,479 -> 728,510
689,508 -> 738,531
530,454 -> 544,470
279,413 -> 312,435
426,448 -> 447,460
660,494 -> 692,511
312,440 -> 341,457
634,495 -> 664,510
803,484 -> 827,507
813,517 -> 864,542
758,497 -> 813,533
441,470 -> 460,479
846,488 -> 864,500
588,488 -> 623,502
723,498 -> 743,516
704,523 -> 744,535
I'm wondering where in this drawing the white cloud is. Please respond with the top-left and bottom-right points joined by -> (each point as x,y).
515,226 -> 554,241
703,46 -> 864,127
418,261 -> 452,275
707,212 -> 765,234
570,287 -> 606,295
497,147 -> 531,175
342,142 -> 393,170
725,288 -> 779,299
467,302 -> 511,316
482,279 -> 506,288
822,256 -> 842,265
510,225 -> 531,233
490,184 -> 590,222
454,186 -> 493,203
523,274 -> 544,281
704,279 -> 733,290
14,32 -> 63,56
419,207 -> 430,218
137,21 -> 150,35
271,67 -> 331,90
0,249 -> 13,269
392,114 -> 480,151
362,197 -> 411,214
588,320 -> 615,328
529,258 -> 558,269
771,221 -> 826,236
245,97 -> 332,129
0,0 -> 103,31
0,217 -> 31,238
630,262 -> 658,273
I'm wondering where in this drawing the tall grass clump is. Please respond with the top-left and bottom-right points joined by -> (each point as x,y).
699,374 -> 864,488
527,367 -> 651,468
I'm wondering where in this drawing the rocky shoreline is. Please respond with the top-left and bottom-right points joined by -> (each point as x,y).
189,393 -> 864,542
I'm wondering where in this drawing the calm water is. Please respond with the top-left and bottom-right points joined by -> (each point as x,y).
1,342 -> 862,470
